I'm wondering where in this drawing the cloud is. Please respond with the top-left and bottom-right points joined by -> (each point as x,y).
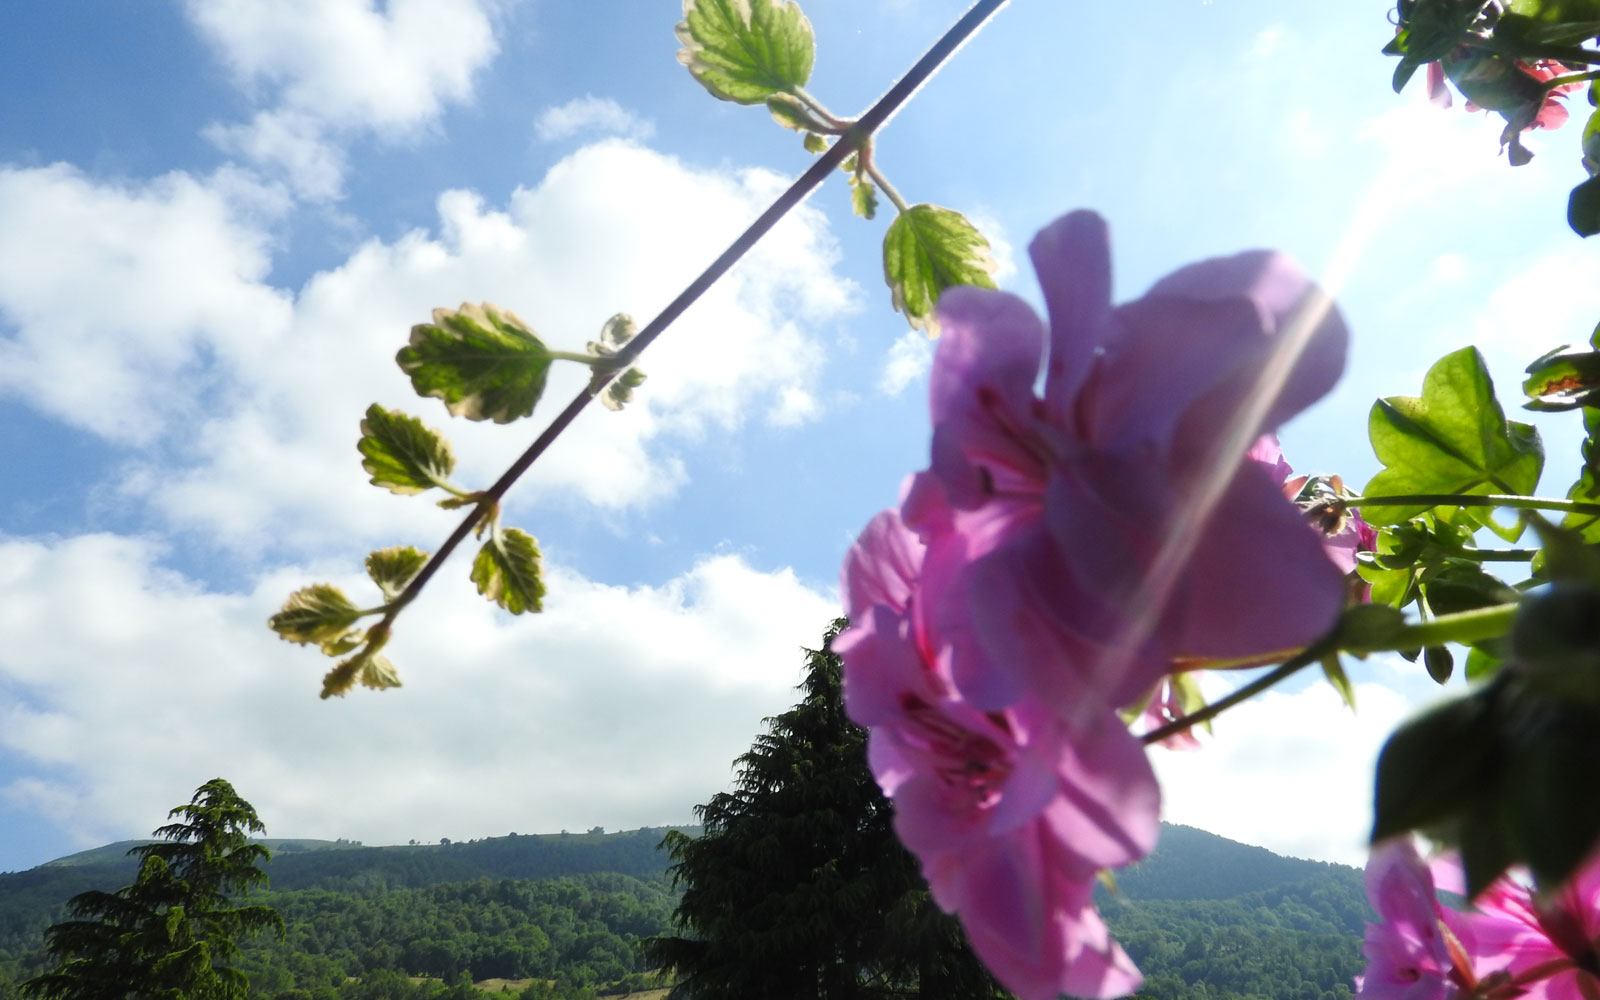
878,331 -> 933,396
184,0 -> 507,199
0,142 -> 859,554
1151,665 -> 1436,865
0,164 -> 292,445
535,97 -> 655,143
0,532 -> 840,858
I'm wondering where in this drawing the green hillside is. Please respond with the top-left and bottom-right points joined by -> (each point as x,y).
0,824 -> 1369,1000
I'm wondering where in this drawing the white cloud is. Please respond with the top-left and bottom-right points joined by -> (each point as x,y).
0,532 -> 839,855
1152,665 -> 1436,865
535,96 -> 655,143
0,164 -> 292,445
878,330 -> 933,396
0,142 -> 859,553
185,0 -> 507,199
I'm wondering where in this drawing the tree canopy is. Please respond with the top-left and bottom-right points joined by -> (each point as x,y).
23,779 -> 282,1000
646,620 -> 1007,999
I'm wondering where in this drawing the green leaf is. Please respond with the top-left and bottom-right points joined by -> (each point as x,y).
358,404 -> 456,494
1502,701 -> 1600,890
675,0 -> 814,105
850,176 -> 877,220
366,546 -> 428,603
472,527 -> 546,615
586,313 -> 637,358
882,205 -> 997,332
600,367 -> 647,411
1466,644 -> 1503,681
1371,688 -> 1501,843
802,132 -> 827,154
1523,344 -> 1600,410
1424,645 -> 1455,684
1571,175 -> 1600,237
766,93 -> 827,132
269,585 -> 365,650
320,647 -> 401,700
1337,603 -> 1409,653
398,303 -> 554,423
1321,655 -> 1358,711
1362,347 -> 1544,540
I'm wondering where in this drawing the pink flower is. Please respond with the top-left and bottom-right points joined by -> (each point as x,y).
1460,856 -> 1600,1000
1428,51 -> 1582,163
838,210 -> 1352,999
902,211 -> 1348,721
838,508 -> 1158,1000
1356,839 -> 1476,1000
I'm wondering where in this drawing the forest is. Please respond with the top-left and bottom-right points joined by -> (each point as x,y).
0,823 -> 1370,1000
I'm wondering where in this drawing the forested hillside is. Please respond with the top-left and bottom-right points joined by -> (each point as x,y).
0,824 -> 1371,1000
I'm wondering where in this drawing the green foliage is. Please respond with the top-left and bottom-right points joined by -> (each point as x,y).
398,304 -> 556,425
471,528 -> 545,615
268,585 -> 367,653
674,0 -> 815,105
367,548 -> 429,604
22,779 -> 282,1000
1362,347 -> 1543,541
647,620 -> 1006,999
321,645 -> 402,700
882,205 -> 997,332
359,406 -> 458,496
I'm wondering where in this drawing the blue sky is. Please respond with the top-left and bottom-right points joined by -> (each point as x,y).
1,0 -> 1596,874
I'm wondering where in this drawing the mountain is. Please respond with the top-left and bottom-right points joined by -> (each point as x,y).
0,824 -> 1371,1000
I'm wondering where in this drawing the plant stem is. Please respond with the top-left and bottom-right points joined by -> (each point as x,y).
1468,36 -> 1600,65
1141,601 -> 1521,744
1460,547 -> 1539,562
378,0 -> 1011,628
1345,493 -> 1600,517
790,86 -> 850,131
1142,640 -> 1333,745
863,156 -> 911,213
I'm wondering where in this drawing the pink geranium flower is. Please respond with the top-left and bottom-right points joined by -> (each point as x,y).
1356,839 -> 1476,1000
838,210 -> 1352,999
1460,855 -> 1600,1000
901,211 -> 1349,721
838,508 -> 1157,1000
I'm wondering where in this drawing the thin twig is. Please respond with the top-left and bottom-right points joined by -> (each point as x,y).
381,0 -> 1012,624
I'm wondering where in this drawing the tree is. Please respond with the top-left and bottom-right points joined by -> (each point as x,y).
23,778 -> 284,1000
646,621 -> 1008,1000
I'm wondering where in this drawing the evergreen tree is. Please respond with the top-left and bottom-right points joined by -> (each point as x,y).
23,778 -> 283,1000
646,620 -> 1007,1000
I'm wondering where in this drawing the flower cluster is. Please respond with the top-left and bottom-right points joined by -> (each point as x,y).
1426,52 -> 1582,164
1358,838 -> 1600,1000
838,211 -> 1352,999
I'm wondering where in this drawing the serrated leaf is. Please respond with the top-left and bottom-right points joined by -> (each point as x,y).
675,0 -> 814,105
1362,347 -> 1544,541
358,404 -> 456,494
270,585 -> 365,647
600,367 -> 647,411
586,313 -> 637,358
882,205 -> 997,332
471,527 -> 545,615
320,647 -> 402,700
850,176 -> 877,220
398,303 -> 554,423
366,546 -> 428,603
765,93 -> 827,133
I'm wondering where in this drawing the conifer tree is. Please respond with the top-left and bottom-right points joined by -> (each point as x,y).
23,778 -> 283,1000
647,621 -> 1008,1000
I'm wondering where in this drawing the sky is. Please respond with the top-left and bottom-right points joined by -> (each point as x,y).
2,0 -> 1598,874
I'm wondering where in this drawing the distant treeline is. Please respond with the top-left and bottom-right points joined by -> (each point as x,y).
0,824 -> 1370,1000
